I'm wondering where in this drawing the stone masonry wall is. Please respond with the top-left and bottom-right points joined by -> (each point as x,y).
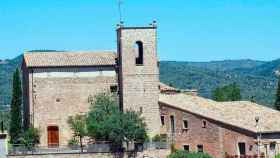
117,27 -> 161,137
159,103 -> 257,158
29,67 -> 116,147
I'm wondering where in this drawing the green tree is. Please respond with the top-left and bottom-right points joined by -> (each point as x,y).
9,68 -> 23,144
86,93 -> 147,151
212,87 -> 225,101
167,150 -> 212,158
68,114 -> 87,152
212,83 -> 241,102
230,83 -> 241,101
86,93 -> 119,141
110,110 -> 147,148
274,77 -> 280,111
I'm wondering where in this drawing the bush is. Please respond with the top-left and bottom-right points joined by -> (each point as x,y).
152,135 -> 161,142
275,154 -> 280,158
170,144 -> 177,153
152,134 -> 167,142
18,127 -> 40,149
68,137 -> 79,146
167,150 -> 212,158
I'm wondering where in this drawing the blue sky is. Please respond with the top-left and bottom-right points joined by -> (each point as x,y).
0,0 -> 280,61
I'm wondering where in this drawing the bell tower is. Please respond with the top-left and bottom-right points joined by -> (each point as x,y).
117,22 -> 161,136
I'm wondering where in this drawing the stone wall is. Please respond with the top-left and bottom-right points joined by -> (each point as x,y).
7,149 -> 170,158
159,103 -> 257,158
25,67 -> 117,147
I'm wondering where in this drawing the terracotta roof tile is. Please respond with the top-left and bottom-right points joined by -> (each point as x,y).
159,93 -> 280,133
23,51 -> 116,67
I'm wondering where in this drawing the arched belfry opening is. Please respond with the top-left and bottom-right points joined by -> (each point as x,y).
134,41 -> 144,65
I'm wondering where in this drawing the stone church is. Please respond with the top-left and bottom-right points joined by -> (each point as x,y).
22,23 -> 280,158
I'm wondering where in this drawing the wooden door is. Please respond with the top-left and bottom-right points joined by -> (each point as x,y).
47,126 -> 59,147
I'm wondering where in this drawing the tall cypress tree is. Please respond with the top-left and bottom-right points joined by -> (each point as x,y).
9,68 -> 22,144
275,76 -> 280,111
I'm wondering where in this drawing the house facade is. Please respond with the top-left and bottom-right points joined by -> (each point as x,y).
21,23 -> 280,158
159,93 -> 280,158
22,52 -> 117,147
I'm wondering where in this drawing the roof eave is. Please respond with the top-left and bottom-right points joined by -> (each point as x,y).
25,64 -> 116,69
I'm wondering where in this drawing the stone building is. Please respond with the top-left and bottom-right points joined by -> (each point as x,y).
159,92 -> 280,158
22,51 -> 117,147
21,23 -> 280,158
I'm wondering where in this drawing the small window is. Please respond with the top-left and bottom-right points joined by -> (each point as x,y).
238,142 -> 246,155
135,41 -> 144,65
183,145 -> 189,151
202,120 -> 207,128
170,115 -> 175,133
110,85 -> 118,93
56,98 -> 61,102
249,145 -> 253,151
270,142 -> 276,151
161,116 -> 165,126
197,145 -> 203,152
183,120 -> 188,129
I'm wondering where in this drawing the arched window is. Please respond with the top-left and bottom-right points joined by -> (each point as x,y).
134,41 -> 144,65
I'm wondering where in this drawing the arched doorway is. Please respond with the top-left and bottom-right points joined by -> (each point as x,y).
47,126 -> 59,147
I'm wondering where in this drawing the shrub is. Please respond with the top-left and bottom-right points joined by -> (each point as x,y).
275,154 -> 280,158
170,143 -> 177,153
18,127 -> 40,149
152,134 -> 167,142
68,137 -> 79,147
167,150 -> 212,158
152,135 -> 161,142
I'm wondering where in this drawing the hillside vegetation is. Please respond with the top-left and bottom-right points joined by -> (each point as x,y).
0,56 -> 22,106
160,59 -> 279,107
0,56 -> 279,108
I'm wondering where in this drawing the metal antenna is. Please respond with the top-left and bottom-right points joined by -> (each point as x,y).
118,0 -> 123,23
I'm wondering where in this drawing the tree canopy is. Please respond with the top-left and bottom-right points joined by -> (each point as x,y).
167,150 -> 212,158
68,114 -> 87,152
68,93 -> 147,151
274,77 -> 280,111
9,68 -> 22,144
86,93 -> 147,148
212,83 -> 241,102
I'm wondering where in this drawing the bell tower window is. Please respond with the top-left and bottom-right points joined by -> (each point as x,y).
134,41 -> 144,65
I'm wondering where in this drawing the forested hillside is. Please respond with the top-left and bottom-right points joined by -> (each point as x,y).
160,60 -> 279,107
0,55 -> 22,107
0,55 -> 279,108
